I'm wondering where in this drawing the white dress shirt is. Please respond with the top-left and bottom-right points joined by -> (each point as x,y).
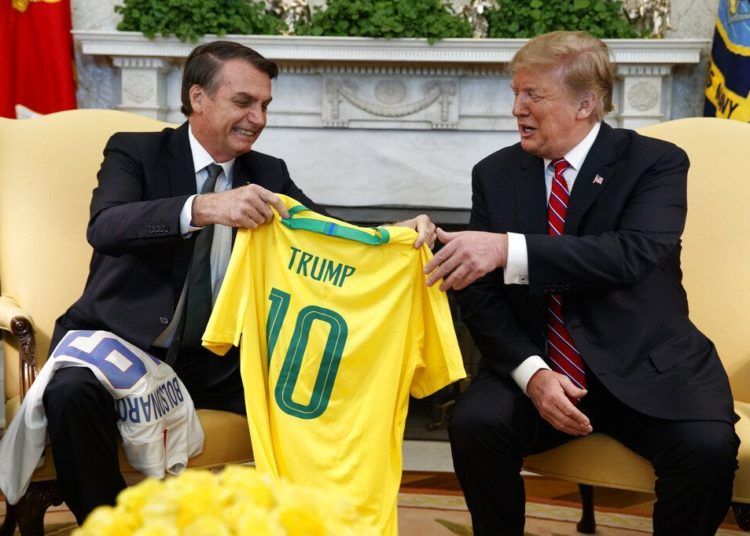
504,122 -> 601,393
183,126 -> 234,303
153,127 -> 235,348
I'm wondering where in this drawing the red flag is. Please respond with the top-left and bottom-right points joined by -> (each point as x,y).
0,0 -> 77,118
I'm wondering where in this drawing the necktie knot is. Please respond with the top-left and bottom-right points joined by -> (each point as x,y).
552,158 -> 569,178
202,164 -> 223,194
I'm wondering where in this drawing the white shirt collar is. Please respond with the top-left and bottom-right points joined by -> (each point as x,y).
543,121 -> 601,172
187,125 -> 236,178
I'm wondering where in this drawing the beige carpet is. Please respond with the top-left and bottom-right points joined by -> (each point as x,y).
10,494 -> 744,535
397,492 -> 745,536
0,488 -> 742,536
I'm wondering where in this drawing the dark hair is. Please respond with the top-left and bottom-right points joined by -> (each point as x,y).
180,41 -> 279,116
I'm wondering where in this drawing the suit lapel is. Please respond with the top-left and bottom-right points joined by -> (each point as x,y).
163,123 -> 198,301
232,153 -> 257,188
565,123 -> 617,234
514,152 -> 548,234
230,153 -> 259,243
167,122 -> 198,197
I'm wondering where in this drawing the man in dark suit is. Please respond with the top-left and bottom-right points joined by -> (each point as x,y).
43,40 -> 435,524
425,31 -> 738,535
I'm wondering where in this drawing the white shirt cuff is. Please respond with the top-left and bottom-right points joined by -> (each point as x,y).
504,232 -> 529,285
510,355 -> 550,394
180,194 -> 203,236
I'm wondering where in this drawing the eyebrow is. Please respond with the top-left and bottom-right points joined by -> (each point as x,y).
509,83 -> 539,93
232,92 -> 273,105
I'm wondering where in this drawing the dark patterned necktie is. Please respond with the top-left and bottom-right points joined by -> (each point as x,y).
546,158 -> 586,389
178,163 -> 223,352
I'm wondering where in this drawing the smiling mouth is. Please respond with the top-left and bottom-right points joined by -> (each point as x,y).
232,127 -> 257,138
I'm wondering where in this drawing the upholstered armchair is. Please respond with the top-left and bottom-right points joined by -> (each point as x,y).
0,110 -> 253,535
523,117 -> 750,532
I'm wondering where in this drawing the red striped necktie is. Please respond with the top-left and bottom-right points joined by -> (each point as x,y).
546,159 -> 587,389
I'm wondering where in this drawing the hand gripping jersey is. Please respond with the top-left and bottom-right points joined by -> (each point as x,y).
203,195 -> 466,535
0,330 -> 204,504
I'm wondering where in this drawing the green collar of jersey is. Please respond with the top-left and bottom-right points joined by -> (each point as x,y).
280,204 -> 391,245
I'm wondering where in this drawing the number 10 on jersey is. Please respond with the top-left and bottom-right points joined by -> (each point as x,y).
266,288 -> 348,419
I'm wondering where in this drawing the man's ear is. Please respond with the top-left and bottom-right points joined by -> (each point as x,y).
189,84 -> 205,113
576,92 -> 597,120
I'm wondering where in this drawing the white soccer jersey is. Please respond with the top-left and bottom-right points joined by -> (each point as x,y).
0,330 -> 204,504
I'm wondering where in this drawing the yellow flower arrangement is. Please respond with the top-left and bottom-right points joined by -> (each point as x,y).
74,466 -> 377,536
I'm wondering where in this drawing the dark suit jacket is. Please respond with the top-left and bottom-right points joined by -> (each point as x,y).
53,122 -> 319,354
457,122 -> 735,424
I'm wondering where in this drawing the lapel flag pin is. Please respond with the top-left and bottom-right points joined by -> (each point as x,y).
593,174 -> 604,185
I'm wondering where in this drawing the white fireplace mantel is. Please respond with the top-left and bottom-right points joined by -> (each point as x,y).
74,31 -> 709,210
77,31 -> 706,64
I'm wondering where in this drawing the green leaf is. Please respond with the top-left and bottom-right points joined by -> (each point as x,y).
117,0 -> 642,41
486,0 -> 646,38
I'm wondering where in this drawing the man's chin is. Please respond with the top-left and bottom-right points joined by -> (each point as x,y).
231,139 -> 255,155
519,139 -> 536,153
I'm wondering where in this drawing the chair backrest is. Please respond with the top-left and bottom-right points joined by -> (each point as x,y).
637,118 -> 750,402
0,110 -> 173,405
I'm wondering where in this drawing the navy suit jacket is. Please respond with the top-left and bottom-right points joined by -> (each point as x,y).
456,122 -> 735,423
53,122 -> 319,353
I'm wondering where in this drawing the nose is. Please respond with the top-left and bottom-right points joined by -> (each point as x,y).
512,94 -> 527,118
246,104 -> 266,126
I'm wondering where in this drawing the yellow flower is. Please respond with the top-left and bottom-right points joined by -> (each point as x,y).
218,464 -> 275,510
117,478 -> 162,524
279,506 -> 325,536
277,485 -> 327,536
232,507 -> 283,536
165,470 -> 223,528
73,505 -> 136,536
75,466 -> 370,535
132,520 -> 180,536
182,516 -> 231,536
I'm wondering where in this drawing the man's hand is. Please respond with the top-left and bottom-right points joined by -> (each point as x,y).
526,369 -> 592,436
393,214 -> 437,249
191,184 -> 289,228
424,228 -> 508,291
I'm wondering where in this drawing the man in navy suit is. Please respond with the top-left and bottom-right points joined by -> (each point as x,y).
43,40 -> 435,524
426,31 -> 738,535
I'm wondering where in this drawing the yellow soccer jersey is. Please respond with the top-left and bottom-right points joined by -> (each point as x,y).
203,195 -> 466,535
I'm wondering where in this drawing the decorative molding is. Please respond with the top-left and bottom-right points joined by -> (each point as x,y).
324,78 -> 457,128
627,80 -> 660,111
616,64 -> 673,76
75,31 -> 709,64
112,56 -> 171,119
111,56 -> 172,70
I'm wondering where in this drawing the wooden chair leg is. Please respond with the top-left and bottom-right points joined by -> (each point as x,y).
732,501 -> 750,531
576,483 -> 596,534
0,499 -> 18,536
15,481 -> 64,536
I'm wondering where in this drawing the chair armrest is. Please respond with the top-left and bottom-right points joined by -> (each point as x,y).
0,295 -> 38,397
0,295 -> 32,329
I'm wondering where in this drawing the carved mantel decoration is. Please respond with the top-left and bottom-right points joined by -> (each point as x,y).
324,77 -> 458,129
74,32 -> 708,210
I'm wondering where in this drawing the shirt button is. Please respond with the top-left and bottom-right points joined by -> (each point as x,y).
159,316 -> 169,325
